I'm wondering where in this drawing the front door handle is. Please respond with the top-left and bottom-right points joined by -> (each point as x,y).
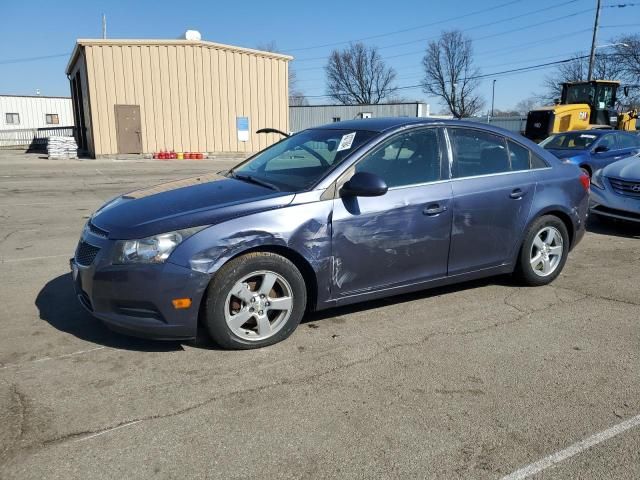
510,188 -> 525,199
423,204 -> 447,216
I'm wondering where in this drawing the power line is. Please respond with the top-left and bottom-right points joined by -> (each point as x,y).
293,0 -> 584,62
0,53 -> 69,65
294,55 -> 592,99
295,46 -> 590,86
282,0 -> 526,52
293,7 -> 595,72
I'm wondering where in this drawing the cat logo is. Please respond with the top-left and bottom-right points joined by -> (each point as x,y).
578,111 -> 589,121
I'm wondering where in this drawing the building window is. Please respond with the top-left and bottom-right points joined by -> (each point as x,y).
5,113 -> 20,125
46,114 -> 60,125
332,117 -> 341,122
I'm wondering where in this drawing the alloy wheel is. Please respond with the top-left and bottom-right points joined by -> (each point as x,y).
224,270 -> 293,341
529,226 -> 564,277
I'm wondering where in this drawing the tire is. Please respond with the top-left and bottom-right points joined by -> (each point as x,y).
204,252 -> 307,349
515,215 -> 570,286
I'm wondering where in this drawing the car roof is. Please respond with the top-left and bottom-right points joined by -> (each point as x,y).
312,116 -> 516,134
312,117 -> 439,132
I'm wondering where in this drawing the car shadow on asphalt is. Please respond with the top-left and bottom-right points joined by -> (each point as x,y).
34,272 -> 531,352
302,275 -> 512,325
587,216 -> 640,239
36,273 -> 185,352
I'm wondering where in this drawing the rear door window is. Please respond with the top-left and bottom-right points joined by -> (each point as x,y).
507,140 -> 530,171
449,128 -> 510,178
507,140 -> 547,170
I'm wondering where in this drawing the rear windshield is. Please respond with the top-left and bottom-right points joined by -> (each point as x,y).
540,132 -> 598,150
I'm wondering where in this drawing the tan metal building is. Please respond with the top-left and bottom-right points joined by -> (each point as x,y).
66,38 -> 292,158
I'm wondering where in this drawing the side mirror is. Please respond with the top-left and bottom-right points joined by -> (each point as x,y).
340,171 -> 388,197
594,145 -> 609,153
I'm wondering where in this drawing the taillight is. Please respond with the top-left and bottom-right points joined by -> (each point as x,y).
579,172 -> 590,191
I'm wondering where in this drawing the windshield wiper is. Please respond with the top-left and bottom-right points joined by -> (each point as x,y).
229,172 -> 279,191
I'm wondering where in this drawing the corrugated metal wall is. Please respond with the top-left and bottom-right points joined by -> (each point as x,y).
0,96 -> 74,130
70,40 -> 290,156
290,103 -> 428,132
464,116 -> 527,133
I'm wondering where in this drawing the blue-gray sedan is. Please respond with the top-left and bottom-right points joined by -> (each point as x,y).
590,153 -> 640,223
71,118 -> 589,349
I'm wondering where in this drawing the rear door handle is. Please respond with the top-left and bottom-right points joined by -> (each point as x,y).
423,204 -> 447,216
510,188 -> 525,199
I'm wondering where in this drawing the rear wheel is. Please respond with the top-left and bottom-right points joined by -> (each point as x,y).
515,215 -> 570,286
204,252 -> 307,349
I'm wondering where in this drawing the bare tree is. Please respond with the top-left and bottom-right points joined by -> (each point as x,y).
514,97 -> 540,115
325,43 -> 397,104
421,30 -> 484,118
613,35 -> 640,108
288,67 -> 309,106
257,41 -> 308,106
540,52 -> 626,104
614,34 -> 640,81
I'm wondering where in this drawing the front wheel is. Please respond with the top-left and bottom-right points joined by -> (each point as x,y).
515,215 -> 570,286
204,252 -> 307,349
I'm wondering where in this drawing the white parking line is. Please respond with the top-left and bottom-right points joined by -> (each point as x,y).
73,420 -> 142,443
501,414 -> 640,480
0,202 -> 97,207
0,254 -> 70,263
0,347 -> 107,370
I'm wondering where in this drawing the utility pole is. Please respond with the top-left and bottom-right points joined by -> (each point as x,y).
587,0 -> 601,81
102,14 -> 107,39
491,79 -> 496,117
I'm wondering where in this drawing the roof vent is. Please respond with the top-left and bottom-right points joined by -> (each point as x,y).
182,30 -> 201,41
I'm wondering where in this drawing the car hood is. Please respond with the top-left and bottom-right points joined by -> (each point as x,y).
545,149 -> 588,162
91,172 -> 295,239
602,155 -> 640,181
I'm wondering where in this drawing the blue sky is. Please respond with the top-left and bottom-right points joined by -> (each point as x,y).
1,0 -> 638,112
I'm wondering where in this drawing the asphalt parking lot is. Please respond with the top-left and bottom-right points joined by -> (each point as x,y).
0,151 -> 639,479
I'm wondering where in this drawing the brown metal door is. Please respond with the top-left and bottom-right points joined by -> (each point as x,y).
115,105 -> 142,154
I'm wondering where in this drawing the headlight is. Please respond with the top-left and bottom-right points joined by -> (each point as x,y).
113,227 -> 205,264
591,169 -> 605,190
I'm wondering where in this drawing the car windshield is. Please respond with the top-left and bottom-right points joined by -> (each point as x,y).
539,132 -> 599,150
230,129 -> 378,191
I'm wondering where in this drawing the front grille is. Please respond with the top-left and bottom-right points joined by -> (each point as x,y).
75,241 -> 100,266
608,177 -> 640,198
88,221 -> 109,238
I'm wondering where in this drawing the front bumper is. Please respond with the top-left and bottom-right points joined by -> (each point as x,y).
589,186 -> 640,223
70,235 -> 211,340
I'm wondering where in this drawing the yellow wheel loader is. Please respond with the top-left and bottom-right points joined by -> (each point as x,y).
524,80 -> 637,142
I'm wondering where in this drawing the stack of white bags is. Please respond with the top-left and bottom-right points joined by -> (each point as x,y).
47,136 -> 78,159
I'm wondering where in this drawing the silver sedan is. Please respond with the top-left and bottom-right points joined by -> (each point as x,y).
590,153 -> 640,223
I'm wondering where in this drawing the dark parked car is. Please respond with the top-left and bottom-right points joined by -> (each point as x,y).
539,129 -> 640,177
71,118 -> 589,349
590,153 -> 640,223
